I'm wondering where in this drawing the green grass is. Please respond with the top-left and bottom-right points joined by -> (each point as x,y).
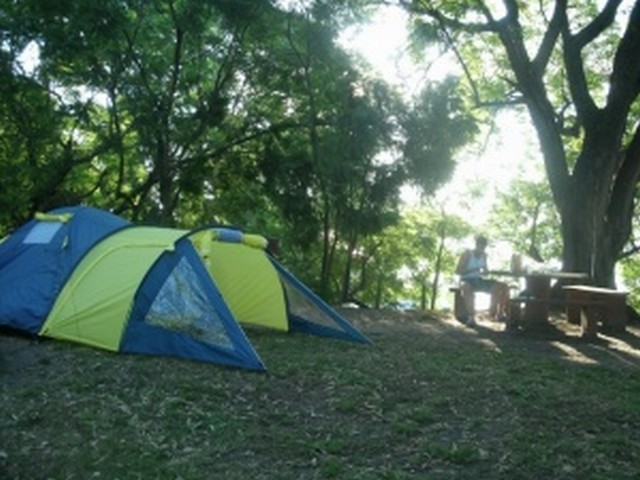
3,313 -> 640,479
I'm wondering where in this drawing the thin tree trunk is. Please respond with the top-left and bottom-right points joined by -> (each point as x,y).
430,221 -> 447,310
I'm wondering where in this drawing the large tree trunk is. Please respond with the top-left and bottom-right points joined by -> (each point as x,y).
496,1 -> 640,288
542,144 -> 636,288
560,187 -> 618,287
554,139 -> 638,287
551,105 -> 640,286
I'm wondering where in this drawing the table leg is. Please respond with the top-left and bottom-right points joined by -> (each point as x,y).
602,295 -> 627,331
565,289 -> 582,324
523,276 -> 551,327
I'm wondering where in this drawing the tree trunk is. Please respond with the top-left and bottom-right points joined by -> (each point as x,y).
340,235 -> 357,302
557,148 -> 636,288
430,221 -> 447,310
420,279 -> 429,311
492,0 -> 640,289
374,271 -> 383,308
560,194 -> 616,287
156,135 -> 176,226
541,153 -> 614,287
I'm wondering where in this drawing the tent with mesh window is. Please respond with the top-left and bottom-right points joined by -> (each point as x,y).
0,206 -> 370,371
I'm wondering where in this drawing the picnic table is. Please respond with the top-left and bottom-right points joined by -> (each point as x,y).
451,269 -> 629,338
509,271 -> 589,325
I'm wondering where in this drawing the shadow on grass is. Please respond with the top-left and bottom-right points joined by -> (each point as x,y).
337,306 -> 640,371
458,312 -> 640,370
4,307 -> 640,479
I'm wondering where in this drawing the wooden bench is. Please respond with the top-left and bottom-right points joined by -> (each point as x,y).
508,286 -> 628,339
563,285 -> 628,338
508,295 -> 604,337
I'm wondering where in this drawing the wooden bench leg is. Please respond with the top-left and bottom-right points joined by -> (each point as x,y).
567,289 -> 628,336
507,300 -> 521,330
603,297 -> 627,332
567,305 -> 581,324
450,288 -> 470,321
580,306 -> 599,339
453,289 -> 468,320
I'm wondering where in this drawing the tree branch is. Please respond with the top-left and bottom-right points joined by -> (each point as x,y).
532,0 -> 565,75
559,6 -> 599,127
619,244 -> 640,260
191,119 -> 321,168
435,19 -> 484,107
166,0 -> 184,117
421,5 -> 524,108
574,0 -> 623,48
399,0 -> 497,33
502,0 -> 519,19
607,1 -> 640,119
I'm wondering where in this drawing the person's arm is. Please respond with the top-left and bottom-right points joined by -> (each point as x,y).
455,251 -> 470,276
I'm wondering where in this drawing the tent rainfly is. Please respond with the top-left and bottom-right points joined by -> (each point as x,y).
0,206 -> 370,371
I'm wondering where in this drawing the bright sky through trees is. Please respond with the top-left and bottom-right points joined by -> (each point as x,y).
338,5 -> 544,227
338,6 -> 470,97
18,0 -> 543,231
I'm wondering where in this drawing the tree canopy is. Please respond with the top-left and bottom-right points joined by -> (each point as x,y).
5,0 -> 639,306
399,0 -> 640,287
0,0 -> 476,303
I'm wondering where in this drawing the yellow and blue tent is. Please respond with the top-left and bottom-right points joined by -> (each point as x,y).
0,206 -> 370,371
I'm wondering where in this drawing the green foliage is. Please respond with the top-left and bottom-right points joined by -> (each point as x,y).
488,177 -> 562,264
620,258 -> 640,309
0,61 -> 79,230
0,0 -> 482,301
0,0 -> 291,227
350,206 -> 471,308
401,78 -> 478,195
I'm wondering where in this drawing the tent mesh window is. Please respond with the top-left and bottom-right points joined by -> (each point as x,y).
146,257 -> 233,348
280,276 -> 347,332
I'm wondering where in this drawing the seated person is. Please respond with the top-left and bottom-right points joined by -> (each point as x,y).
455,235 -> 509,324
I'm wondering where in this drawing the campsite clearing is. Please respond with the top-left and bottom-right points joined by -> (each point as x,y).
3,309 -> 640,479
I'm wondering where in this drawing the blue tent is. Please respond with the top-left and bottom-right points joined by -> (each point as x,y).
0,206 -> 129,334
0,206 -> 370,370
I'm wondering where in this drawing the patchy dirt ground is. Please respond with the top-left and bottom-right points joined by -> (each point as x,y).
3,308 -> 640,375
4,307 -> 640,479
337,307 -> 640,370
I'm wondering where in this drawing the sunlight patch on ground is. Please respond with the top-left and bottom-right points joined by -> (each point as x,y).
550,341 -> 599,365
596,333 -> 640,368
477,337 -> 501,352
